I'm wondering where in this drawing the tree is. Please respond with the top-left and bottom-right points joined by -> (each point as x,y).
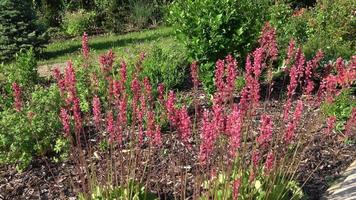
0,0 -> 48,63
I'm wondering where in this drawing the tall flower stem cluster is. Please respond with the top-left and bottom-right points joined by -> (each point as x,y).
54,30 -> 355,199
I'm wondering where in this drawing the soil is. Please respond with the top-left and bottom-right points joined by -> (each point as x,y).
0,96 -> 355,200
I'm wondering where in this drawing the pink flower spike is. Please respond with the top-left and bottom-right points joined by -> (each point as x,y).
92,96 -> 101,129
256,114 -> 273,149
177,107 -> 192,147
190,61 -> 199,89
60,108 -> 71,137
106,112 -> 115,143
345,108 -> 356,137
82,32 -> 90,60
154,124 -> 162,147
227,104 -> 242,157
325,116 -> 337,136
12,82 -> 22,112
264,152 -> 275,174
233,178 -> 241,200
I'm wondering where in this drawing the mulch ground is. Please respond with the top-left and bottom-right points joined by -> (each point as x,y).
1,96 -> 355,200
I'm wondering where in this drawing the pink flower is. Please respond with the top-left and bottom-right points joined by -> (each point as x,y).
233,178 -> 241,200
304,51 -> 324,97
177,107 -> 192,147
60,108 -> 71,137
215,59 -> 225,96
120,61 -> 127,87
92,96 -> 101,129
264,152 -> 275,174
259,22 -> 278,62
212,96 -> 225,134
12,82 -> 22,112
143,77 -> 153,103
225,54 -> 237,94
158,83 -> 165,103
293,100 -> 304,122
81,32 -> 90,60
199,110 -> 215,166
52,68 -> 65,95
256,114 -> 273,149
106,111 -> 115,143
286,40 -> 296,68
325,116 -> 337,136
99,50 -> 115,74
166,90 -> 177,125
345,108 -> 356,137
284,121 -> 296,146
72,97 -> 82,134
190,61 -> 199,89
252,151 -> 260,168
64,61 -> 77,101
284,101 -> 303,145
153,124 -> 162,147
227,104 -> 242,157
112,80 -> 121,106
146,110 -> 155,142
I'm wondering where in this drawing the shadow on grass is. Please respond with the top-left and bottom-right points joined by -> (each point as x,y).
41,30 -> 173,62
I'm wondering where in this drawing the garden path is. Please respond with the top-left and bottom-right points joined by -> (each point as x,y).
324,160 -> 356,200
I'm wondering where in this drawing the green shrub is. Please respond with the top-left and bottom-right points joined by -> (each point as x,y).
1,48 -> 38,89
129,0 -> 155,29
168,0 -> 273,92
141,44 -> 188,93
274,0 -> 355,61
93,0 -> 126,33
63,9 -> 95,36
0,0 -> 48,63
321,88 -> 356,133
302,0 -> 355,60
0,85 -> 64,170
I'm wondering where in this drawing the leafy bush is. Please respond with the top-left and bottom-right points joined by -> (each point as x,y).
129,0 -> 155,29
168,0 -> 273,92
1,48 -> 38,89
302,0 -> 355,60
141,44 -> 188,93
322,88 -> 356,133
0,85 -> 64,170
63,9 -> 95,36
93,0 -> 126,33
272,0 -> 355,61
0,0 -> 48,63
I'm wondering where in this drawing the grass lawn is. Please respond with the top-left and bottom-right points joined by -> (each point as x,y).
38,27 -> 179,66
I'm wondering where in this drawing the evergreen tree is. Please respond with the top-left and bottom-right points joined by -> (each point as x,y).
0,0 -> 48,63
